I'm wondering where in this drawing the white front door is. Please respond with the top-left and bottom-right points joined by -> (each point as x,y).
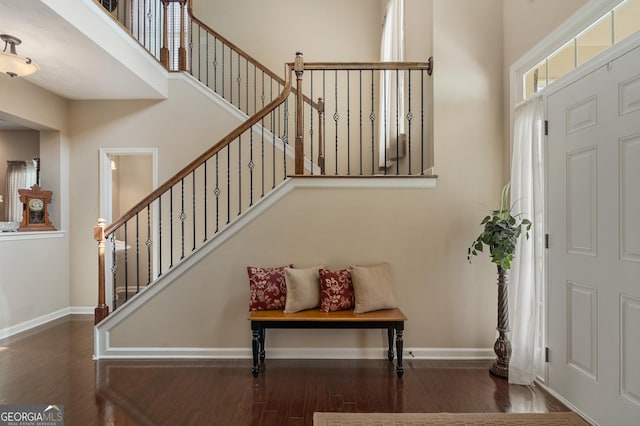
547,44 -> 640,425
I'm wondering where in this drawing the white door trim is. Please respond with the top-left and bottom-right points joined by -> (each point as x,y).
98,147 -> 159,309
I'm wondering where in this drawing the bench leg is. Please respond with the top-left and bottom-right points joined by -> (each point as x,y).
387,327 -> 395,361
251,329 -> 260,377
395,328 -> 404,378
259,328 -> 266,361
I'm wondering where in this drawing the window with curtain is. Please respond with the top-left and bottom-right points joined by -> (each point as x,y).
378,0 -> 405,169
4,160 -> 37,222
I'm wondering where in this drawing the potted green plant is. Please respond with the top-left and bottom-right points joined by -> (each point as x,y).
468,182 -> 531,379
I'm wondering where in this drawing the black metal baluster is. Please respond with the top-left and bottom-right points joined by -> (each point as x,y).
261,111 -> 265,197
198,27 -> 202,81
421,69 -> 425,175
237,54 -> 241,111
215,153 -> 220,233
205,29 -> 209,87
135,213 -> 140,296
169,187 -> 174,268
238,135 -> 242,216
203,161 -> 208,242
323,70 -> 326,174
359,70 -> 363,175
370,70 -> 375,175
407,70 -> 413,175
213,37 -> 217,93
221,45 -> 225,100
249,130 -> 254,206
383,70 -> 388,175
192,172 -> 196,251
147,204 -> 152,285
253,65 -> 257,115
180,178 -> 185,260
272,111 -> 276,188
396,69 -> 400,175
158,196 -> 162,276
283,99 -> 287,178
111,233 -> 117,309
245,59 -> 249,115
334,70 -> 338,175
123,223 -> 128,303
310,71 -> 314,175
227,144 -> 231,224
347,70 -> 351,175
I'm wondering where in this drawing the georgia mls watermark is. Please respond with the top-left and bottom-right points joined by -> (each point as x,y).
0,405 -> 64,426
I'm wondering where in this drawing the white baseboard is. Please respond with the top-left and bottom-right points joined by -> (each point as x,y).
0,308 -> 69,340
94,345 -> 493,360
0,306 -> 95,340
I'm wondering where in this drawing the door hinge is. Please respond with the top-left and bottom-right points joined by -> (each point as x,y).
545,234 -> 549,249
544,120 -> 549,136
545,347 -> 550,363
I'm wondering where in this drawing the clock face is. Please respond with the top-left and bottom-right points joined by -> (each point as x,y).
29,197 -> 45,212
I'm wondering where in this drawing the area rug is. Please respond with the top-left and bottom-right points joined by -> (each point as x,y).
313,411 -> 591,425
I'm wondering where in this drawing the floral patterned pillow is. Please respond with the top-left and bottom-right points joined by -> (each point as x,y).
247,265 -> 293,311
319,268 -> 354,312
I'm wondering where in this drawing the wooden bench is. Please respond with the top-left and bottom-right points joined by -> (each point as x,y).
247,308 -> 407,377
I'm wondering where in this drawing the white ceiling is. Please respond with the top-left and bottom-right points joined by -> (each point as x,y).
0,0 -> 165,101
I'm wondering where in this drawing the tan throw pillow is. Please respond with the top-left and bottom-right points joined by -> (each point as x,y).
351,263 -> 398,313
284,265 -> 324,313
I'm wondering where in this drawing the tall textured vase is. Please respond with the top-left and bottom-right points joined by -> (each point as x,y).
489,266 -> 511,379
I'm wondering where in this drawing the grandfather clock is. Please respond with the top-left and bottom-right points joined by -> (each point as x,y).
18,184 -> 56,231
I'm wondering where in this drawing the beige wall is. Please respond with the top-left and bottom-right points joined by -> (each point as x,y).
109,186 -> 499,349
502,0 -> 588,174
0,78 -> 70,332
107,0 -> 507,351
67,77 -> 246,307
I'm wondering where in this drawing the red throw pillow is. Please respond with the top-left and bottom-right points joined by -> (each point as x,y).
319,268 -> 354,312
247,265 -> 293,311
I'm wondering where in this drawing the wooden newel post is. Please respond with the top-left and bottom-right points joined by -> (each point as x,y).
317,97 -> 325,175
94,218 -> 109,325
294,52 -> 305,175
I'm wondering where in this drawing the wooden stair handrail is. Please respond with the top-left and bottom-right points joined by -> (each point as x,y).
104,66 -> 293,236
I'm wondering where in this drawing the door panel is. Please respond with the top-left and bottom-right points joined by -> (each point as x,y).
547,44 -> 640,425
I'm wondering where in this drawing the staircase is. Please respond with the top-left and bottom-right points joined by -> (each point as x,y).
91,0 -> 434,334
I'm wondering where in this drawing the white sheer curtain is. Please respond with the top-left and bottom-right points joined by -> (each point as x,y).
509,94 -> 545,385
378,0 -> 404,168
4,160 -> 37,222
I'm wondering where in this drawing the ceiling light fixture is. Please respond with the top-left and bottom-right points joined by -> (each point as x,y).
0,34 -> 39,78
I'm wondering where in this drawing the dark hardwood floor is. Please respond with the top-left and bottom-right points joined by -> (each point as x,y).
0,315 -> 571,425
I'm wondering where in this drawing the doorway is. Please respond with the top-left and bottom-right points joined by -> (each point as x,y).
99,147 -> 158,309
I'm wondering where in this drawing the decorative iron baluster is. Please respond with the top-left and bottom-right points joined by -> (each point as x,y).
135,212 -> 140,297
124,222 -> 128,300
283,99 -> 288,178
245,59 -> 249,115
205,28 -> 208,87
421,69 -> 424,175
238,135 -> 242,216
407,70 -> 413,175
146,204 -> 152,285
215,153 -> 220,233
249,131 -> 254,206
158,196 -> 162,276
230,48 -> 234,105
272,111 -> 276,188
237,54 -> 241,111
213,37 -> 217,92
180,178 -> 185,260
310,72 -> 314,175
111,233 -> 117,309
334,70 -> 339,175
221,44 -> 225,101
203,161 -> 208,242
261,112 -> 265,197
370,70 -> 375,175
322,70 -> 326,174
192,172 -> 196,251
226,144 -> 231,224
396,69 -> 400,175
359,70 -> 363,175
383,70 -> 388,175
347,70 -> 351,175
169,187 -> 174,268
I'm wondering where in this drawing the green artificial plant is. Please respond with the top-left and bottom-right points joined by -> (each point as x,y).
467,182 -> 531,270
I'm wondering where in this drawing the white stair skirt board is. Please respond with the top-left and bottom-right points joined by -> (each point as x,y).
93,345 -> 492,360
94,176 -> 437,359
